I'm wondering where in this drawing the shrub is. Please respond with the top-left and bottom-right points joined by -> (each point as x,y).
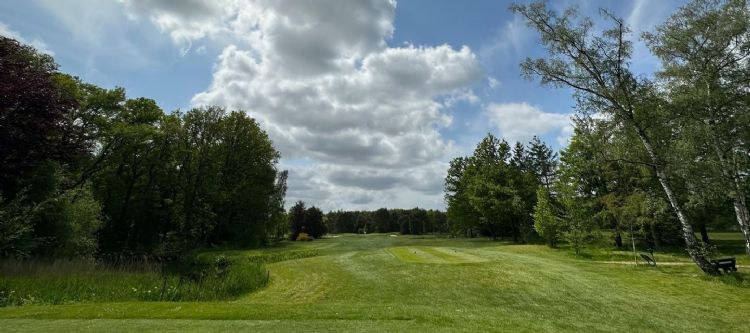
296,232 -> 312,241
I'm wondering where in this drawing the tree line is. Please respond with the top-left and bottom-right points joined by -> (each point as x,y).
326,208 -> 447,235
0,36 -> 287,258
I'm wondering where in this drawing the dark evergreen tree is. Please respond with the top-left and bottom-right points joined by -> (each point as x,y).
528,136 -> 558,190
511,141 -> 531,171
288,201 -> 306,240
305,206 -> 326,238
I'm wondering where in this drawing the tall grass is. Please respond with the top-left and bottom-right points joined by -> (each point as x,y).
0,255 -> 269,306
244,249 -> 320,264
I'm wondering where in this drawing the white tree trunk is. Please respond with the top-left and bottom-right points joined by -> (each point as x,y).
709,138 -> 750,256
705,86 -> 750,256
732,182 -> 750,256
634,127 -> 718,274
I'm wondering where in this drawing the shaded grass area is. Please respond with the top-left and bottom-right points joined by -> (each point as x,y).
1,233 -> 749,332
558,232 -> 749,266
0,255 -> 268,306
199,248 -> 321,264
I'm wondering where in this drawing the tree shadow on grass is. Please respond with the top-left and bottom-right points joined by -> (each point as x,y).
700,271 -> 750,288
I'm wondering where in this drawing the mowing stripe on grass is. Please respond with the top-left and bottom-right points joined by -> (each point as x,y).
388,247 -> 487,264
426,247 -> 487,263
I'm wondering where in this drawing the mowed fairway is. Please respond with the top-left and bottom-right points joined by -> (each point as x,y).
2,234 -> 749,332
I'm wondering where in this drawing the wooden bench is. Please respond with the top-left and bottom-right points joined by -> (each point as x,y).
711,257 -> 737,274
640,253 -> 656,266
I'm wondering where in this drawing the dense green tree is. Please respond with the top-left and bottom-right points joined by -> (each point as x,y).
373,208 -> 392,233
446,134 -> 539,242
0,38 -> 102,257
286,202 -> 326,239
512,1 -> 718,274
528,136 -> 558,190
464,135 -> 515,240
288,201 -> 306,240
305,206 -> 326,239
0,37 -> 81,200
556,177 -> 600,256
445,157 -> 479,237
645,0 -> 750,255
533,187 -> 561,247
511,142 -> 531,171
1,37 -> 285,258
268,171 -> 289,243
0,193 -> 37,257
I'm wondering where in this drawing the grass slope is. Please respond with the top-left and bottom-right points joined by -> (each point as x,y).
2,234 -> 749,332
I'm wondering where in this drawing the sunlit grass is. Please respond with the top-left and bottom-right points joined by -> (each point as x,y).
1,233 -> 749,332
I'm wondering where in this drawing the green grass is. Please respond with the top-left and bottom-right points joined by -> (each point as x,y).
0,256 -> 269,306
1,233 -> 749,332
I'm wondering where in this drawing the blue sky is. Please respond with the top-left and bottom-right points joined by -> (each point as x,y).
0,0 -> 686,210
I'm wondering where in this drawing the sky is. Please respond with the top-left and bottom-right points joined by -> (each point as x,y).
0,0 -> 687,211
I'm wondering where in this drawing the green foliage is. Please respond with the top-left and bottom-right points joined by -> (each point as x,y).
41,186 -> 101,258
267,171 -> 289,243
445,134 -> 541,242
305,206 -> 326,238
0,195 -> 36,258
0,37 -> 287,259
288,201 -> 306,240
645,0 -> 750,254
533,187 -> 562,247
512,1 -> 730,273
527,136 -> 558,189
0,37 -> 81,201
287,201 -> 327,240
92,105 -> 282,253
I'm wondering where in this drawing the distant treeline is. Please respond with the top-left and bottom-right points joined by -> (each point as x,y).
0,36 -> 287,258
325,208 -> 447,235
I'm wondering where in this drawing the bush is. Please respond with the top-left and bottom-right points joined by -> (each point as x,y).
51,186 -> 102,258
296,232 -> 312,241
0,164 -> 102,259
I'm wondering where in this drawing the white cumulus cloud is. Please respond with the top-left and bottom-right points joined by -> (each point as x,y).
485,102 -> 573,146
120,0 -> 483,210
